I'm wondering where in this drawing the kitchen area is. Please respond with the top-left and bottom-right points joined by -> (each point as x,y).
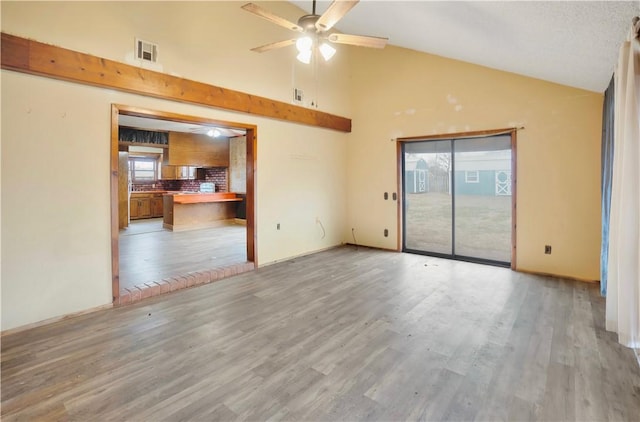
117,115 -> 248,292
120,125 -> 247,230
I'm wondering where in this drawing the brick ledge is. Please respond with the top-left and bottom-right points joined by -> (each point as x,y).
116,261 -> 255,306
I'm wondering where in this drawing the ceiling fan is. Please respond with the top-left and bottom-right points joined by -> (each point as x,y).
242,0 -> 388,64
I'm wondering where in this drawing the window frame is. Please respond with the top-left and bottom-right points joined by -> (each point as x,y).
129,155 -> 159,183
465,170 -> 480,183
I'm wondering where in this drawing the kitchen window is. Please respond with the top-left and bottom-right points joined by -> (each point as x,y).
130,157 -> 158,182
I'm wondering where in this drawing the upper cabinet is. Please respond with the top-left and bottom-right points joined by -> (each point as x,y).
160,164 -> 197,180
167,132 -> 230,167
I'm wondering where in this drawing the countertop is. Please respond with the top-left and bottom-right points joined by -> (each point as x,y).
169,192 -> 243,204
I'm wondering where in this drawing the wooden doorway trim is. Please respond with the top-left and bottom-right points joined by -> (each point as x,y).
110,104 -> 257,300
396,127 -> 518,270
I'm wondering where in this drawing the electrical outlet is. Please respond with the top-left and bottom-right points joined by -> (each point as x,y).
384,229 -> 389,237
545,245 -> 552,254
277,223 -> 280,230
384,192 -> 388,200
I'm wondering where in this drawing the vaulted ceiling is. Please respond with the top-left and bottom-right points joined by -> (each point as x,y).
291,1 -> 639,92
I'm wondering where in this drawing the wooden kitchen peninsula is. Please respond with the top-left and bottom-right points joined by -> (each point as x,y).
163,192 -> 243,231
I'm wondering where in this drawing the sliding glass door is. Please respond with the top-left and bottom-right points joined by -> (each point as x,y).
403,135 -> 513,266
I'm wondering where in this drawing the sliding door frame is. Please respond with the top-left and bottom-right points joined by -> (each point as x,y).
396,128 -> 517,270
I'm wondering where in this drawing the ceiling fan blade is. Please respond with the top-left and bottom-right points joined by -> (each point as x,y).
327,33 -> 388,49
241,3 -> 303,32
250,39 -> 297,53
315,0 -> 359,32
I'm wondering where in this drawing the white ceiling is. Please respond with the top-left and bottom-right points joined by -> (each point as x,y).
290,0 -> 640,92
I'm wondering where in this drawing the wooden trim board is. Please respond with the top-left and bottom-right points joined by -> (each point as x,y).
1,32 -> 351,132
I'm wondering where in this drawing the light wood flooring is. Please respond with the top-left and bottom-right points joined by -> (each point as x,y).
2,246 -> 640,421
119,219 -> 246,291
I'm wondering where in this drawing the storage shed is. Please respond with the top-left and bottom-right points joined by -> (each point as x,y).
405,157 -> 429,194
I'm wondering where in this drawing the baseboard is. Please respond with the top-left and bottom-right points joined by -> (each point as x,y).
258,244 -> 344,268
344,243 -> 401,253
515,267 -> 600,283
340,247 -> 598,282
1,302 -> 113,337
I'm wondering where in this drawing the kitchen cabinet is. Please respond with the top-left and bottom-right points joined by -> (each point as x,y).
160,164 -> 196,180
167,132 -> 229,167
130,197 -> 140,219
161,163 -> 177,180
130,196 -> 151,220
130,192 -> 164,220
177,166 -> 196,180
151,195 -> 164,218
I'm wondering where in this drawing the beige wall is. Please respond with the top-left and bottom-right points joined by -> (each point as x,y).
1,2 -> 350,330
1,1 -> 605,330
0,1 -> 351,116
347,46 -> 603,281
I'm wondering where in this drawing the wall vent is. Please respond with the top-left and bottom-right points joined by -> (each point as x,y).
135,38 -> 158,63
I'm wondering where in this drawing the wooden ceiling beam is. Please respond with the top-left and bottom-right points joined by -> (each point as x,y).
0,32 -> 351,133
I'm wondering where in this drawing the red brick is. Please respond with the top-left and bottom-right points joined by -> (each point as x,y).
236,263 -> 248,274
152,282 -> 165,296
209,269 -> 220,282
195,271 -> 209,285
139,285 -> 152,299
196,273 -> 204,282
169,278 -> 181,291
159,279 -> 172,294
118,293 -> 131,306
127,287 -> 142,302
145,282 -> 162,297
185,274 -> 197,288
176,276 -> 187,289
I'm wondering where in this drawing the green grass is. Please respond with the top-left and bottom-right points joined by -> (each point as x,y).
405,192 -> 512,262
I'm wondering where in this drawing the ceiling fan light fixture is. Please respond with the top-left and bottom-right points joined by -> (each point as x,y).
296,49 -> 312,64
319,42 -> 336,61
207,129 -> 222,138
242,1 -> 389,63
295,36 -> 313,53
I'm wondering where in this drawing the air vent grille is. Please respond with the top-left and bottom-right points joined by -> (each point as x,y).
136,38 -> 158,63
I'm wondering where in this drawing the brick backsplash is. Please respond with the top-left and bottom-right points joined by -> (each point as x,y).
131,168 -> 228,192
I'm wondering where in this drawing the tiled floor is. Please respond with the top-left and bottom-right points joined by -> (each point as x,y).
118,219 -> 250,304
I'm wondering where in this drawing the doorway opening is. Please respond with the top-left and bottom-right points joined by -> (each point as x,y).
398,129 -> 517,268
110,105 -> 257,301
